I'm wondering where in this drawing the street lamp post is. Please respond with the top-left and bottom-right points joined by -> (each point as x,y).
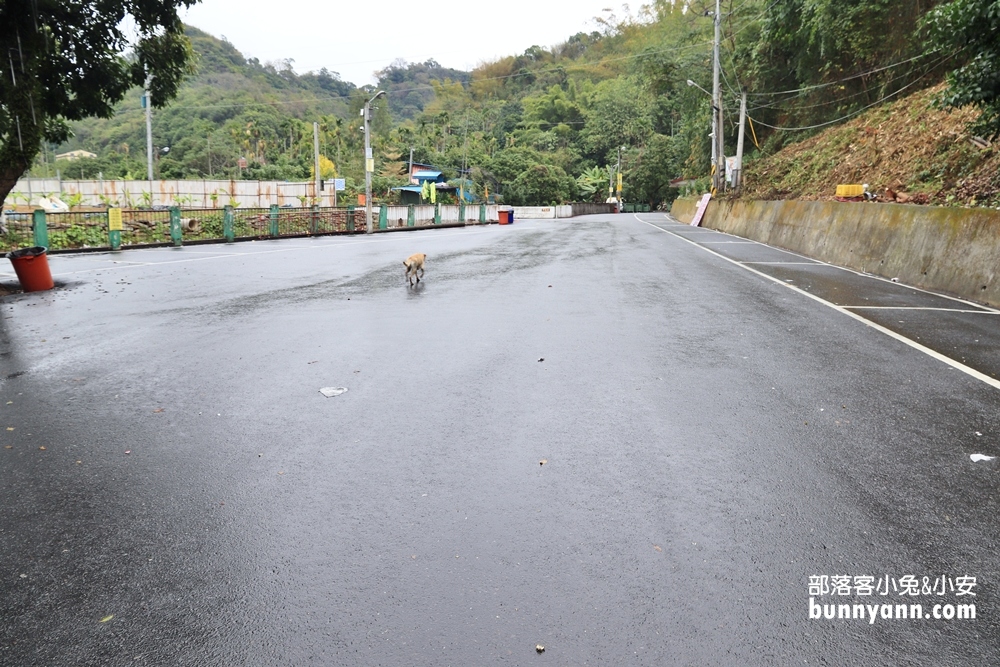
363,90 -> 386,235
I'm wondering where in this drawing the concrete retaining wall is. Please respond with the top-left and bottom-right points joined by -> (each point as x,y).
670,197 -> 1000,307
571,203 -> 617,216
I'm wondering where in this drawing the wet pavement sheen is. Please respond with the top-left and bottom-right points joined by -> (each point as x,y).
1,214 -> 998,665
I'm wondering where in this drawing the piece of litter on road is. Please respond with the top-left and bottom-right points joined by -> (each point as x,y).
535,644 -> 545,653
539,459 -> 547,466
320,387 -> 348,397
100,615 -> 114,623
654,545 -> 662,552
124,450 -> 131,455
537,358 -> 544,362
38,446 -> 46,451
970,454 -> 995,462
891,277 -> 899,282
153,408 -> 164,413
975,431 -> 983,436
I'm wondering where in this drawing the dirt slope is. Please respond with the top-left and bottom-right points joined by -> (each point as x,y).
741,84 -> 1000,208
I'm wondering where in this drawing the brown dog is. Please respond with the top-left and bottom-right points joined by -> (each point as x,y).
403,253 -> 426,286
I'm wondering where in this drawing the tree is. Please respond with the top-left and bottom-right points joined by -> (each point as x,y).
580,77 -> 654,162
0,0 -> 198,203
504,164 -> 577,206
926,0 -> 1000,139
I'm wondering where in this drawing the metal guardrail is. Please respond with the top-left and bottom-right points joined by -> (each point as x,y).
0,205 -> 374,253
0,202 -> 614,254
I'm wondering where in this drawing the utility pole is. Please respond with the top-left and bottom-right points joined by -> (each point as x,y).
711,0 -> 724,194
144,77 -> 154,204
735,93 -> 747,190
616,146 -> 623,204
460,115 -> 469,204
363,90 -> 385,235
408,147 -> 414,183
313,121 -> 321,205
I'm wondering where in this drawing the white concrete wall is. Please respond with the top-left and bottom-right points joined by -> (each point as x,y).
6,178 -> 612,221
6,178 -> 348,209
512,206 -> 556,219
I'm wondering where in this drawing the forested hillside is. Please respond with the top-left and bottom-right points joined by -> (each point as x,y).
28,0 -> 1000,207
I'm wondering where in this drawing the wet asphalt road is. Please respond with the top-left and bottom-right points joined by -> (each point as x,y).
1,213 -> 999,666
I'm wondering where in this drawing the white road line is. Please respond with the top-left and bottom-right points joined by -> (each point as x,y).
662,213 -> 1000,314
636,214 -> 1000,391
843,306 -> 1000,313
700,241 -> 758,244
742,261 -> 820,265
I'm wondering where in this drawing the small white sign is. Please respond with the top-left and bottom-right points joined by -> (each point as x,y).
334,178 -> 346,191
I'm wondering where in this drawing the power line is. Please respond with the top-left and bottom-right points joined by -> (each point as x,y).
747,67 -> 940,132
746,50 -> 942,99
746,53 -> 952,113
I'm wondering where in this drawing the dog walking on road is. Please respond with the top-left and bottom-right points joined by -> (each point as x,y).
403,253 -> 426,286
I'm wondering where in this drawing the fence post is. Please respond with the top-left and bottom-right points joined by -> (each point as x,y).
434,203 -> 441,225
479,204 -> 486,224
459,201 -> 466,222
269,204 -> 279,237
169,207 -> 183,246
107,208 -> 122,251
223,205 -> 235,242
310,204 -> 319,234
407,205 -> 415,227
378,204 -> 387,230
347,205 -> 356,232
32,210 -> 48,248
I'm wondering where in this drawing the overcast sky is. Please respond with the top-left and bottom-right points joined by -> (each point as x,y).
181,0 -> 616,86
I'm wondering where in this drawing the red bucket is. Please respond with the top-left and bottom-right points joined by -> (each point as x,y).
7,246 -> 54,292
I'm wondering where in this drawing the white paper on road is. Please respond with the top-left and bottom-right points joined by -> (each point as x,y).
319,387 -> 348,397
970,454 -> 996,462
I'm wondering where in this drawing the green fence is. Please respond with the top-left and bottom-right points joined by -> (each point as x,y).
0,205 -> 370,254
1,212 -> 36,251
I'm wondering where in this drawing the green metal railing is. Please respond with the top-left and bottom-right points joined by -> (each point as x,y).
1,212 -> 35,250
0,205 -> 375,254
0,202 -> 617,254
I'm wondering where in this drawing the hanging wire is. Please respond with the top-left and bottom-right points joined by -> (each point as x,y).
748,67 -> 942,132
746,52 -> 953,113
746,51 -> 942,99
